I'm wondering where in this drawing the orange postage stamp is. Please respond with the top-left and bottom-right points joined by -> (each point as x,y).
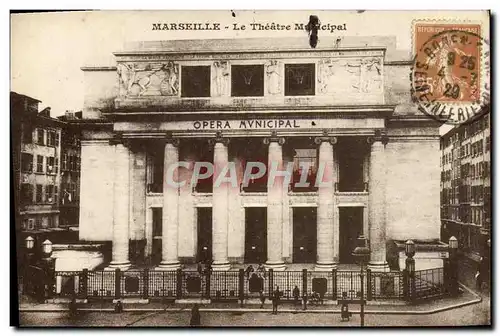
411,22 -> 490,124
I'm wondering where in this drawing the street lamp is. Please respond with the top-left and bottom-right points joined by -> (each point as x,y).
42,239 -> 53,259
352,235 -> 370,327
25,236 -> 35,250
405,240 -> 416,302
448,236 -> 458,296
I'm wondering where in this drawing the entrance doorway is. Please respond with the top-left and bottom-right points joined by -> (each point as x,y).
293,207 -> 317,263
244,207 -> 267,263
151,208 -> 162,265
196,208 -> 212,262
339,207 -> 364,264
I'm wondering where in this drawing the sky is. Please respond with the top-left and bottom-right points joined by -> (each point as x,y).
11,10 -> 489,121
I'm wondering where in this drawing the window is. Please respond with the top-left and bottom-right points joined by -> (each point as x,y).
231,65 -> 264,97
54,186 -> 58,205
21,153 -> 33,172
181,66 -> 211,97
69,155 -> 76,171
76,154 -> 80,172
37,129 -> 44,145
55,157 -> 59,174
55,132 -> 60,147
35,184 -> 43,203
36,155 -> 44,173
22,125 -> 33,143
46,157 -> 55,174
36,217 -> 44,229
62,153 -> 68,171
152,208 -> 162,237
292,149 -> 318,192
241,142 -> 268,192
45,185 -> 54,203
285,63 -> 315,96
20,183 -> 33,205
47,131 -> 56,147
27,219 -> 35,230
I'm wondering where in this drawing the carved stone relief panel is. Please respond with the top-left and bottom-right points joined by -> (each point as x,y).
265,59 -> 282,95
212,60 -> 230,97
318,57 -> 383,95
117,61 -> 179,97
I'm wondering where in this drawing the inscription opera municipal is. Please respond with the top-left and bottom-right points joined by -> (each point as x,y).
193,119 -> 301,130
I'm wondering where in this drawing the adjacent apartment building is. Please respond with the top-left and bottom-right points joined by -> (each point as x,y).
440,108 -> 491,261
11,92 -> 81,245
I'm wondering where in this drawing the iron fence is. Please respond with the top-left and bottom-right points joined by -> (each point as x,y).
413,267 -> 445,300
148,270 -> 177,299
272,271 -> 302,300
86,270 -> 116,299
47,267 -> 447,303
370,271 -> 404,300
210,271 -> 240,301
336,270 -> 368,300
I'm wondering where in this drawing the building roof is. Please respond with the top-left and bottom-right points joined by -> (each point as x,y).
10,91 -> 41,103
440,104 -> 490,139
117,36 -> 408,61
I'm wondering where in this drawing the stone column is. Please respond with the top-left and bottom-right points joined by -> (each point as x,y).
368,131 -> 389,272
157,138 -> 181,269
107,139 -> 131,270
264,133 -> 286,270
314,134 -> 338,270
210,134 -> 231,270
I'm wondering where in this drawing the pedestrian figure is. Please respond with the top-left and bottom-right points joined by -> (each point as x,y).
257,263 -> 266,278
244,264 -> 255,279
197,261 -> 203,275
259,290 -> 266,309
205,260 -> 212,275
272,286 -> 281,315
190,304 -> 201,327
68,296 -> 78,317
292,285 -> 300,306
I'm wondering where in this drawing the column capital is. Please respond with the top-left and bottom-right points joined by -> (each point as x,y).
314,131 -> 338,145
164,132 -> 180,147
367,130 -> 389,145
208,131 -> 230,147
263,130 -> 285,146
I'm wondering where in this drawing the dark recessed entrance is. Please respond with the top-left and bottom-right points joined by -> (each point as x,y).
197,208 -> 212,263
293,207 -> 317,263
244,207 -> 267,263
339,207 -> 364,264
151,208 -> 162,265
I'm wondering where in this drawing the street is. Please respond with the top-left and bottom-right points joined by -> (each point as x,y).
19,294 -> 490,327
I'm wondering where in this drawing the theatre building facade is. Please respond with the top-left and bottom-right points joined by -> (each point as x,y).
78,38 -> 441,271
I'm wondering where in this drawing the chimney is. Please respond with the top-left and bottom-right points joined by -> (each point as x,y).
39,107 -> 51,118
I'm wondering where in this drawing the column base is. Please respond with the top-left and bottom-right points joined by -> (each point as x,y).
314,262 -> 338,271
105,261 -> 131,271
265,261 -> 286,271
211,261 -> 231,271
367,261 -> 390,272
156,261 -> 181,270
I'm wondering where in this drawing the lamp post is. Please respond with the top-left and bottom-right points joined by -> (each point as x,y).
25,236 -> 35,264
405,240 -> 416,302
41,239 -> 55,300
352,235 -> 370,327
448,236 -> 458,296
24,236 -> 35,294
